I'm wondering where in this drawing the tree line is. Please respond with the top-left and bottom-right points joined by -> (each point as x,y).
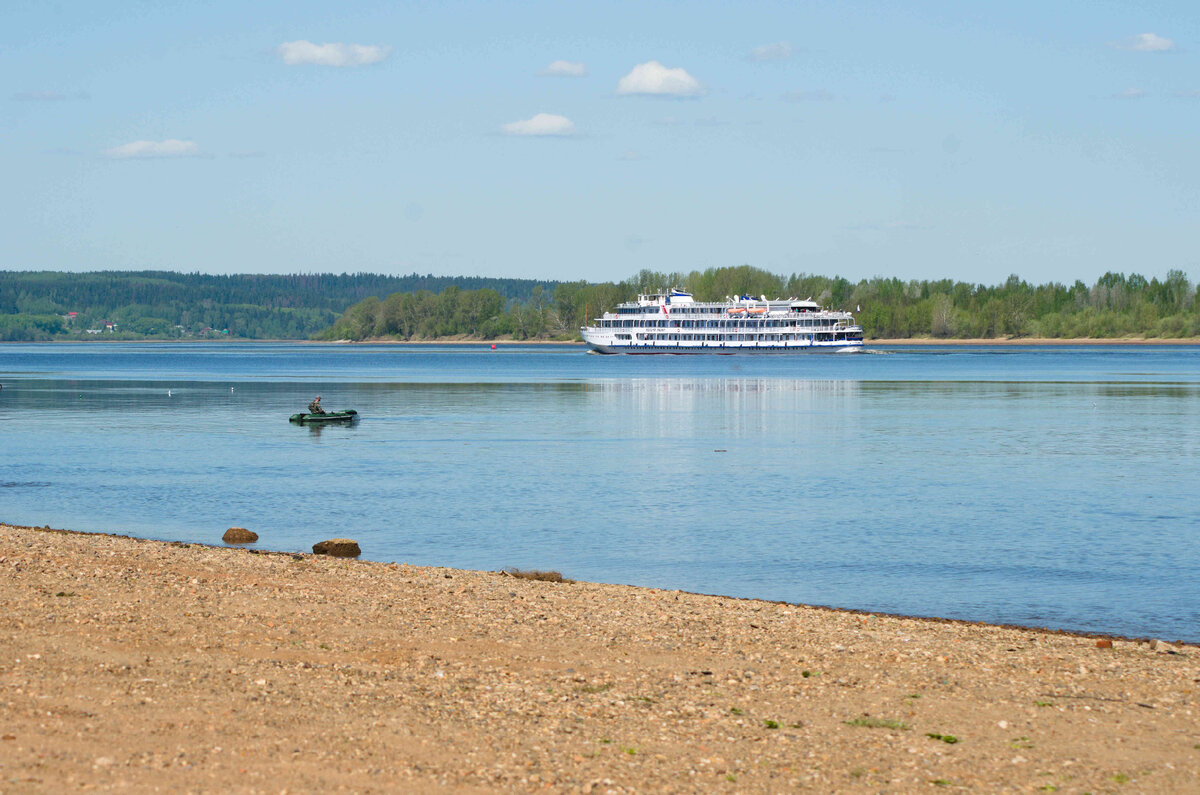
322,265 -> 1200,341
0,270 -> 558,340
2,266 -> 1197,342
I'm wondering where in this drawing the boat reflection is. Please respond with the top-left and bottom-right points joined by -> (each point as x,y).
584,378 -> 860,438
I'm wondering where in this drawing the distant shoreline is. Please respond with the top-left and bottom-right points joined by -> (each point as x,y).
333,336 -> 1200,346
330,337 -> 581,345
868,336 -> 1200,346
5,336 -> 1200,346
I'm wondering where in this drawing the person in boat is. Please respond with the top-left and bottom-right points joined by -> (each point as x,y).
307,395 -> 325,415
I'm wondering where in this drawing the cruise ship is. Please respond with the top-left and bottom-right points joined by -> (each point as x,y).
581,290 -> 864,354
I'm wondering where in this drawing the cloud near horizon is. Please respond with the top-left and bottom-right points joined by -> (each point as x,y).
748,42 -> 793,62
1114,87 -> 1147,99
1112,33 -> 1175,52
539,60 -> 586,77
12,90 -> 90,102
847,220 -> 930,233
782,88 -> 834,102
616,61 -> 704,97
501,113 -> 577,136
104,139 -> 200,159
276,40 -> 391,66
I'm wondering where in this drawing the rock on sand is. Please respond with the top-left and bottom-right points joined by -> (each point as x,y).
222,527 -> 258,544
312,538 -> 361,557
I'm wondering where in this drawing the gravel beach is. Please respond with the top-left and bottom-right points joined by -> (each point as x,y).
2,522 -> 1197,792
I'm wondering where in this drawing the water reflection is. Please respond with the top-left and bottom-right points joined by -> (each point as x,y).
298,421 -> 362,440
586,378 -> 860,438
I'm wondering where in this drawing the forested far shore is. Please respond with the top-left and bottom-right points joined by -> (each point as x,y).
2,266 -> 1199,342
0,270 -> 557,340
321,265 -> 1200,342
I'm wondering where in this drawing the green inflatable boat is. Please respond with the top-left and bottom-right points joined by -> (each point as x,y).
289,409 -> 358,424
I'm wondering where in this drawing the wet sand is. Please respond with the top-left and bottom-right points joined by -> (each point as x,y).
2,522 -> 1197,792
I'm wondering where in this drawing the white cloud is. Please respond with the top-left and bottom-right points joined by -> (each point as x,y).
748,41 -> 792,62
276,40 -> 391,67
104,139 -> 200,159
782,89 -> 834,102
501,113 -> 577,136
616,61 -> 704,97
1114,87 -> 1147,99
1112,33 -> 1175,52
540,60 -> 586,77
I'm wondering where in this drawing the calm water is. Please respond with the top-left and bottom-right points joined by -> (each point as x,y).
2,342 -> 1198,641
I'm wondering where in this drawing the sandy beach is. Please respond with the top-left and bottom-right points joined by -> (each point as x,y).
2,522 -> 1197,792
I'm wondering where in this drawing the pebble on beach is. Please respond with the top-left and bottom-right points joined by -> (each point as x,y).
312,538 -> 361,557
222,527 -> 258,544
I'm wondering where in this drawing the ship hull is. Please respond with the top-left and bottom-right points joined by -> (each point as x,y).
584,341 -> 862,355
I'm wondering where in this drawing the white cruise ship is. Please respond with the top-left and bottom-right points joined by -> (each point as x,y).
581,290 -> 864,354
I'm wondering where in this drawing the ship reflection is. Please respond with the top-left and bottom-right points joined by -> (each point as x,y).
585,378 -> 860,438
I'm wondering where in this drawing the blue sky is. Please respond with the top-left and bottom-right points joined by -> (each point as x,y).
4,1 -> 1198,284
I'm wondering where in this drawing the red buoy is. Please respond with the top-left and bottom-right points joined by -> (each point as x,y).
490,344 -> 497,350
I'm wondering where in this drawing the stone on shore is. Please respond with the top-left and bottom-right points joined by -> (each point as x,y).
222,527 -> 258,544
312,538 -> 361,557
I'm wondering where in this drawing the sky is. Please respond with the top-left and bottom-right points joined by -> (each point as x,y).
3,0 -> 1198,285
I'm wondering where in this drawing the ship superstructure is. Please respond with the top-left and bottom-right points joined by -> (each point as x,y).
581,290 -> 863,354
